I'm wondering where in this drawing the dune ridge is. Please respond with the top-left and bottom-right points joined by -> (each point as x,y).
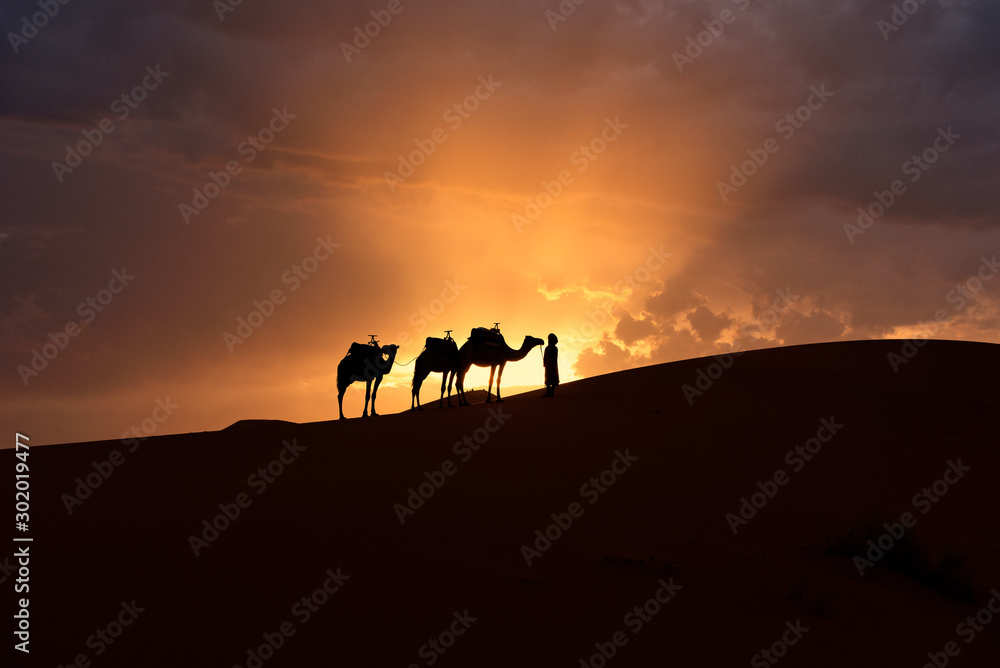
28,339 -> 1000,666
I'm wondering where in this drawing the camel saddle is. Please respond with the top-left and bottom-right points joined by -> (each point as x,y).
469,327 -> 504,347
348,342 -> 377,357
424,336 -> 456,352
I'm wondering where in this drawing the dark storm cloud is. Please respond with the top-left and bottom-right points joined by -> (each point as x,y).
686,304 -> 733,342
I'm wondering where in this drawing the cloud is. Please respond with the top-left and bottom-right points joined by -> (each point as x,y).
573,335 -> 644,379
686,305 -> 733,343
645,283 -> 707,322
774,309 -> 847,347
615,308 -> 657,345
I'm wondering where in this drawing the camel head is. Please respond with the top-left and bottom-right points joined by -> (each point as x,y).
523,336 -> 545,351
381,344 -> 399,361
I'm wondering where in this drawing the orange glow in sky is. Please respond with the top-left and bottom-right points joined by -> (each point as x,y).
2,0 -> 998,444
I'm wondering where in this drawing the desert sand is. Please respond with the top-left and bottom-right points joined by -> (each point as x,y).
22,339 -> 1000,666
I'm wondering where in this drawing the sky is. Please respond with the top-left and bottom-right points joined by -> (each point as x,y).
2,0 -> 998,445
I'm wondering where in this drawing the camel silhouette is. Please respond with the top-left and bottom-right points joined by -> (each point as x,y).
456,327 -> 543,405
337,337 -> 399,419
411,331 -> 460,411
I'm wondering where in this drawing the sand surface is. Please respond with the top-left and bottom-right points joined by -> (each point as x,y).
19,339 -> 1000,666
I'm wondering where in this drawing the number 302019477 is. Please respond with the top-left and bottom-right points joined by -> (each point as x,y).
14,431 -> 32,655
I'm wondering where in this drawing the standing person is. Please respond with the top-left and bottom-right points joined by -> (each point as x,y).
542,333 -> 559,397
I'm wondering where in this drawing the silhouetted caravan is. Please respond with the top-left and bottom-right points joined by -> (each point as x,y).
337,335 -> 399,419
411,330 -> 460,411
456,324 -> 543,405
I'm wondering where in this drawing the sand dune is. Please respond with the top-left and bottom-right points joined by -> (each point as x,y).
25,339 -> 1000,666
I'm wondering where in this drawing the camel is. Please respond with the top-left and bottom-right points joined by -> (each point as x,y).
337,340 -> 399,419
455,329 -> 544,405
411,333 -> 460,411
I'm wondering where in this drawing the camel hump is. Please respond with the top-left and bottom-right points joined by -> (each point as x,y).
348,342 -> 371,357
469,327 -> 504,346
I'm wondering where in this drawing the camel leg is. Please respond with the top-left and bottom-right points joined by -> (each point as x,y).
371,375 -> 383,416
438,372 -> 447,409
486,365 -> 496,403
338,387 -> 346,420
413,363 -> 430,412
496,362 -> 506,402
456,368 -> 468,406
363,380 -> 372,417
446,370 -> 455,408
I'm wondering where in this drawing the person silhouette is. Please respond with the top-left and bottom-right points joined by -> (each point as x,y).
542,333 -> 558,397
